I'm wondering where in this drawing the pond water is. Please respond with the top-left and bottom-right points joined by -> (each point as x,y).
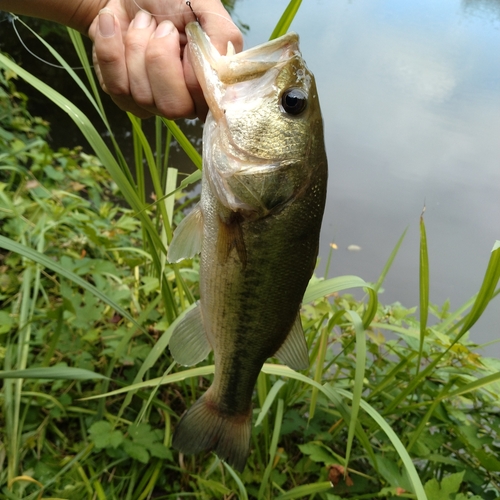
231,0 -> 500,354
2,0 -> 499,353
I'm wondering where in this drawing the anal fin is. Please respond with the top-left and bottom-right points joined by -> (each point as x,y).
274,313 -> 309,370
169,302 -> 212,366
167,203 -> 203,263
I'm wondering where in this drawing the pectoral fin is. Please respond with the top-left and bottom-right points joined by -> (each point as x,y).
167,204 -> 203,263
274,314 -> 309,370
169,302 -> 212,366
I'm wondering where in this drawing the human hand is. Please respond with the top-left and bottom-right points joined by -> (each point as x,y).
87,0 -> 242,120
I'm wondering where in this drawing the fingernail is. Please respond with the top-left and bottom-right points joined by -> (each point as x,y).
133,10 -> 152,29
98,8 -> 115,38
154,20 -> 175,38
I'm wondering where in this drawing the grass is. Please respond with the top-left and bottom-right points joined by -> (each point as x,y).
1,2 -> 500,498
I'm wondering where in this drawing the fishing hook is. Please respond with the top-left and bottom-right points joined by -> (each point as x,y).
186,1 -> 200,24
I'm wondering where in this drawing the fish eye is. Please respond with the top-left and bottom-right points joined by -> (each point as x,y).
280,88 -> 308,115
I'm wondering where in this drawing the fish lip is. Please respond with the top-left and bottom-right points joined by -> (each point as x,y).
186,22 -> 300,120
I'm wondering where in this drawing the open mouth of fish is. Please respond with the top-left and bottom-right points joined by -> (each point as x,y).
187,22 -> 301,119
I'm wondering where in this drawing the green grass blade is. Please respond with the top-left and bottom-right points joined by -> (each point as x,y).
258,398 -> 284,499
418,211 -> 430,372
454,240 -> 500,339
67,28 -> 106,113
223,463 -> 248,500
0,367 -> 108,380
443,371 -> 500,400
269,0 -> 303,40
304,275 -> 378,329
344,311 -> 366,467
374,227 -> 408,293
0,235 -> 146,334
255,379 -> 286,427
308,324 -> 329,422
274,482 -> 333,500
128,114 -> 172,242
80,365 -> 216,400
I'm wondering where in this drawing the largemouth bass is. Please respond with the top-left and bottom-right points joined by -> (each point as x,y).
167,22 -> 328,471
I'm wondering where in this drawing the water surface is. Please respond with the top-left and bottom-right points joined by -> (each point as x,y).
234,0 -> 500,352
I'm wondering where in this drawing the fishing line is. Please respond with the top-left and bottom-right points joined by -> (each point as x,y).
8,14 -> 89,70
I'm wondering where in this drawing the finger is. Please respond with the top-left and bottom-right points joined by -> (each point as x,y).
93,9 -> 127,97
146,20 -> 197,119
198,10 -> 243,56
93,8 -> 153,118
125,10 -> 157,109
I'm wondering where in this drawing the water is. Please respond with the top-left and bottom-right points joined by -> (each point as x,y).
2,1 -> 499,353
233,0 -> 500,353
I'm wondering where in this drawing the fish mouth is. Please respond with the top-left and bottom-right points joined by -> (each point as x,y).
186,22 -> 299,121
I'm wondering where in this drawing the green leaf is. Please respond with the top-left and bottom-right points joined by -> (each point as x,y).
148,443 -> 172,460
473,450 -> 500,471
122,440 -> 149,463
128,423 -> 158,447
298,442 -> 336,464
0,311 -> 14,334
374,455 -> 409,490
88,421 -> 124,449
424,471 -> 464,500
193,477 -> 231,496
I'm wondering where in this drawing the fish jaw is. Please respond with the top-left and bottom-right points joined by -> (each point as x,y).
186,22 -> 301,122
187,22 -> 324,216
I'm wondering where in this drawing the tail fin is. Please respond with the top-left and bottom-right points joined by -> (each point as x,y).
172,393 -> 252,472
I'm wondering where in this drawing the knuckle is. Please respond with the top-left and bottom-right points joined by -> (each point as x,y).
105,83 -> 130,99
157,100 -> 194,120
125,33 -> 148,54
132,92 -> 153,108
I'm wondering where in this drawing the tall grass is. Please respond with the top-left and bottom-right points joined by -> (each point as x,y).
1,1 -> 500,498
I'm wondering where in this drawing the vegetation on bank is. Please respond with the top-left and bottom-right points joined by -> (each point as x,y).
0,5 -> 500,499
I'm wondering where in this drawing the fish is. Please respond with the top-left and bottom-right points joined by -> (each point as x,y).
166,21 -> 328,472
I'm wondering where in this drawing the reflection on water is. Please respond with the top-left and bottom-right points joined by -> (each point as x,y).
462,0 -> 500,19
235,0 -> 500,352
1,1 -> 498,352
